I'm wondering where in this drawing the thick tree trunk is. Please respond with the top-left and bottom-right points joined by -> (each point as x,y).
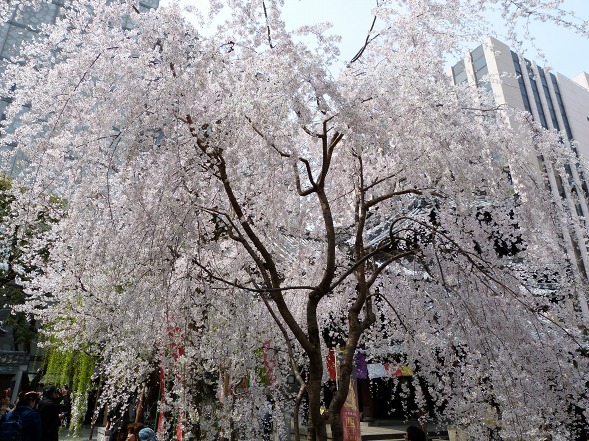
330,411 -> 344,441
326,351 -> 353,441
306,356 -> 327,441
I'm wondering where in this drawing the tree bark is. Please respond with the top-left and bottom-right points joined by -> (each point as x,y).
306,351 -> 327,441
293,384 -> 306,441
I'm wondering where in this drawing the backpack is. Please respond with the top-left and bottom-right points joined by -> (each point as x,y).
0,408 -> 30,441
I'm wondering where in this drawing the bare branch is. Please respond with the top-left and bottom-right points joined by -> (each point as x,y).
348,15 -> 379,65
262,1 -> 274,49
365,248 -> 419,288
190,259 -> 316,294
246,115 -> 291,157
363,171 -> 403,192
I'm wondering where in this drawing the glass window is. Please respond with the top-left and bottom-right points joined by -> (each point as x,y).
452,61 -> 468,85
551,73 -> 573,140
454,70 -> 468,85
473,56 -> 487,72
471,45 -> 485,62
538,69 -> 559,129
527,64 -> 548,128
513,57 -> 532,113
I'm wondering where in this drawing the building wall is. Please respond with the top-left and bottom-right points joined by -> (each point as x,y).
0,0 -> 159,391
557,74 -> 589,160
451,36 -> 589,321
0,0 -> 160,123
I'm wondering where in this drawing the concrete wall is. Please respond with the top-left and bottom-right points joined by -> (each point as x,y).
557,73 -> 589,161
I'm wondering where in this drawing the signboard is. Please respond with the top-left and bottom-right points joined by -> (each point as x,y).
340,378 -> 362,441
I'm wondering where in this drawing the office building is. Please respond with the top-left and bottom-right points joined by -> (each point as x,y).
451,36 -> 589,322
0,0 -> 159,401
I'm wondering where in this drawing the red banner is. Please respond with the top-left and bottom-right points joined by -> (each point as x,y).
340,378 -> 362,441
157,316 -> 185,440
326,348 -> 337,381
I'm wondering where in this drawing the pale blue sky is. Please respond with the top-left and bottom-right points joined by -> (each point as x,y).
163,0 -> 589,79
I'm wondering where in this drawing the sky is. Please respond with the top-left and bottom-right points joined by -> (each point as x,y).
160,0 -> 589,80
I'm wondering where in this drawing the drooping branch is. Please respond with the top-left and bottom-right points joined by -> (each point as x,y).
190,258 -> 316,294
365,248 -> 419,288
365,188 -> 446,209
391,216 -> 587,351
374,292 -> 415,338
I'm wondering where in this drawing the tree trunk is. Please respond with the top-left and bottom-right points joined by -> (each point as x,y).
326,365 -> 352,441
293,384 -> 306,441
330,410 -> 344,441
306,352 -> 327,441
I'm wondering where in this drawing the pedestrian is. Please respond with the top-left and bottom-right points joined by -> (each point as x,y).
261,394 -> 274,441
60,385 -> 72,428
138,427 -> 157,441
0,388 -> 12,417
125,422 -> 145,441
38,385 -> 63,441
405,425 -> 427,441
0,390 -> 42,441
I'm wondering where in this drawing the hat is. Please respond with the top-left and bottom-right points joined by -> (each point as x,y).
138,428 -> 157,441
17,390 -> 40,405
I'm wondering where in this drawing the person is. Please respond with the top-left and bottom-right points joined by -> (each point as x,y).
405,425 -> 427,441
125,422 -> 145,441
0,390 -> 42,441
261,394 -> 274,441
38,385 -> 63,441
60,385 -> 72,428
0,388 -> 13,417
138,427 -> 157,441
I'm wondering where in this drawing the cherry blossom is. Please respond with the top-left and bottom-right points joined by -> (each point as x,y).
1,1 -> 588,440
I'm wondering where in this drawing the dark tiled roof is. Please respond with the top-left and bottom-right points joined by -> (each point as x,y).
0,351 -> 29,365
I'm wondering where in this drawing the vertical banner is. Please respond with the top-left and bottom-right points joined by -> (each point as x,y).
326,347 -> 337,382
340,377 -> 362,441
157,316 -> 185,440
262,340 -> 277,385
355,352 -> 368,380
156,366 -> 166,435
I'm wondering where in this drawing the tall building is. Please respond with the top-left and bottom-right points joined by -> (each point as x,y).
0,0 -> 159,401
0,0 -> 160,171
451,36 -> 589,322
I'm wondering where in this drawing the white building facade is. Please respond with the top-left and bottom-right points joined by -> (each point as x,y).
451,36 -> 589,322
0,0 -> 159,398
0,0 -> 160,169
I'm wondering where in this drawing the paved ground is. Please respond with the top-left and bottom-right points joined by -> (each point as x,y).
60,421 -> 450,440
60,426 -> 98,440
298,420 -> 450,440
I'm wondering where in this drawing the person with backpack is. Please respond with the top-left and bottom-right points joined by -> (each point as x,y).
0,390 -> 42,441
